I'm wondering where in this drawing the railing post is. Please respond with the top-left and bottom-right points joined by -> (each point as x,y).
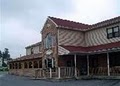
50,68 -> 52,78
58,67 -> 61,79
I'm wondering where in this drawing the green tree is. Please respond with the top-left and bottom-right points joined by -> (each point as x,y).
2,48 -> 11,67
0,50 -> 2,58
0,50 -> 2,67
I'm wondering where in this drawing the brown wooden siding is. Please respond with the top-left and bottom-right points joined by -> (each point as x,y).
58,28 -> 85,46
85,23 -> 120,46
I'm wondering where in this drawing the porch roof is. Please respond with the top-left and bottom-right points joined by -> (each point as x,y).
9,53 -> 42,62
60,41 -> 120,54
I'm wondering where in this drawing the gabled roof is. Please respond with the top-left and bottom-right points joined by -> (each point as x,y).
48,16 -> 120,31
90,16 -> 120,30
61,41 -> 120,53
49,16 -> 91,31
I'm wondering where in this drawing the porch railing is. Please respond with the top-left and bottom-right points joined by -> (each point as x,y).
110,66 -> 120,76
35,67 -> 75,79
89,67 -> 108,75
60,67 -> 75,78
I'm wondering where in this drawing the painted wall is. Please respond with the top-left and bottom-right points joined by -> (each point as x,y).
26,45 -> 41,55
58,28 -> 85,46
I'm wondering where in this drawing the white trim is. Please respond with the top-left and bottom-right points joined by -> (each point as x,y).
48,17 -> 58,27
41,17 -> 58,33
58,46 -> 70,55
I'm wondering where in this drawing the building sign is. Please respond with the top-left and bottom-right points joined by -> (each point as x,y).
45,49 -> 53,55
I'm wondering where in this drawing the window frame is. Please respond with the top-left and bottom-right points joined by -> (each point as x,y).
107,26 -> 120,39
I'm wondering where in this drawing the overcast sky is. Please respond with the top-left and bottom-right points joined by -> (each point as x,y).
0,0 -> 120,58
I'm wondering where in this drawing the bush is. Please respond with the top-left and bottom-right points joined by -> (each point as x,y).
0,67 -> 8,71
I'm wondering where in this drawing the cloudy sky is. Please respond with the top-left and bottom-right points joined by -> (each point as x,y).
0,0 -> 120,58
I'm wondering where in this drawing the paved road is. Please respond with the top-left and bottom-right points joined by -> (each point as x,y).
0,73 -> 120,86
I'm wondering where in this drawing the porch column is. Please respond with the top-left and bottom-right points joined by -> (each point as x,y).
87,55 -> 90,76
74,54 -> 77,78
107,52 -> 110,76
50,68 -> 52,78
58,67 -> 61,79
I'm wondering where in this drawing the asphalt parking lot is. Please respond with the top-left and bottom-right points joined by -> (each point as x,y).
0,73 -> 120,86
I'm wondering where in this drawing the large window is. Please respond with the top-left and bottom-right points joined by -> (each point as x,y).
44,33 -> 54,49
107,26 -> 120,39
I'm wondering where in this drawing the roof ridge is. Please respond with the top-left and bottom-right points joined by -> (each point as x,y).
49,16 -> 91,26
92,16 -> 120,26
48,16 -> 120,31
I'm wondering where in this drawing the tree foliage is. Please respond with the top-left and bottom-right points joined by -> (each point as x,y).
0,50 -> 2,58
0,48 -> 11,67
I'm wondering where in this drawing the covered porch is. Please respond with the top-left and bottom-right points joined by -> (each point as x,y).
34,50 -> 120,79
57,50 -> 120,79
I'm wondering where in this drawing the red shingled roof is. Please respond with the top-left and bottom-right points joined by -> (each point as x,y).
91,16 -> 120,30
61,41 -> 120,53
49,16 -> 91,30
25,42 -> 41,49
49,16 -> 120,31
11,53 -> 42,62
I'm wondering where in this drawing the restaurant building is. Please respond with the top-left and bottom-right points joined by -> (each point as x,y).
8,16 -> 120,79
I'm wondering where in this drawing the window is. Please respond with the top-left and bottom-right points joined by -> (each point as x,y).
107,26 -> 120,39
29,62 -> 32,68
9,63 -> 12,69
18,62 -> 21,69
44,58 -> 55,68
31,48 -> 34,54
24,62 -> 28,68
113,26 -> 119,37
12,63 -> 14,69
47,59 -> 52,68
34,61 -> 38,68
44,33 -> 53,49
15,63 -> 18,69
39,60 -> 42,68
